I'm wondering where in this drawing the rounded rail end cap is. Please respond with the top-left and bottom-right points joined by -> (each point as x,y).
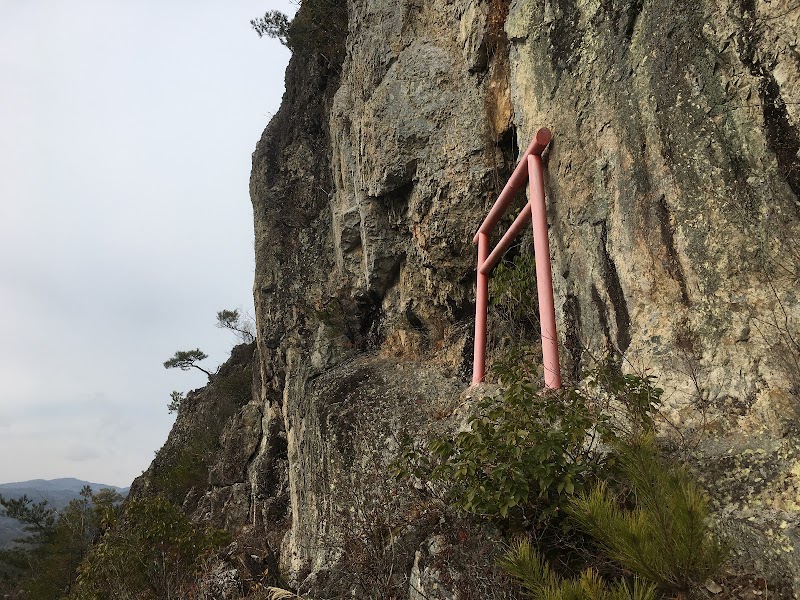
535,127 -> 552,147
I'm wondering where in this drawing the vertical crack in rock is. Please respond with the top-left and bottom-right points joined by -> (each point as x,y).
760,75 -> 800,202
563,292 -> 584,379
590,283 -> 614,353
738,0 -> 800,203
252,407 -> 290,522
623,0 -> 644,41
597,221 -> 631,352
354,289 -> 386,348
655,195 -> 691,305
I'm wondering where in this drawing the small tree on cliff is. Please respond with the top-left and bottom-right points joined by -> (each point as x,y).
167,391 -> 184,414
251,1 -> 348,67
215,309 -> 255,343
163,349 -> 215,381
250,10 -> 290,45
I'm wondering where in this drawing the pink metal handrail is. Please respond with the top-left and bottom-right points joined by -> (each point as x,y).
472,127 -> 561,389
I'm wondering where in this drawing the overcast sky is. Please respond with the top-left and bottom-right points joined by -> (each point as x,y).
0,1 -> 295,487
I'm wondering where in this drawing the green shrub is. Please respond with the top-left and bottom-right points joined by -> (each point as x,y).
395,357 -> 661,520
576,356 -> 660,440
70,496 -> 228,600
215,364 -> 254,405
500,539 -> 657,600
490,253 -> 539,335
153,433 -> 215,504
566,436 -> 728,595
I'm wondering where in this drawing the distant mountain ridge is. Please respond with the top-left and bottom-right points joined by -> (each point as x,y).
0,478 -> 128,495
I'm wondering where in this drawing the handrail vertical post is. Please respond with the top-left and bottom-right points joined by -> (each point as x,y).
528,154 -> 562,389
472,232 -> 490,384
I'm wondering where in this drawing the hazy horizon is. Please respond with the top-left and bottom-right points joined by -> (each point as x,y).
0,476 -> 128,489
0,1 -> 296,488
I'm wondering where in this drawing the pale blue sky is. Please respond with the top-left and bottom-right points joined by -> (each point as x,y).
0,1 -> 296,487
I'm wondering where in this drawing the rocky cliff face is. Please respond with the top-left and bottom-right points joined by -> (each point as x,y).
504,0 -> 800,585
135,0 -> 800,596
507,0 -> 800,428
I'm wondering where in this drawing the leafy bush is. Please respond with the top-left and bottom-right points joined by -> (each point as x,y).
500,539 -> 657,600
70,496 -> 228,600
396,357 -> 661,520
153,433 -> 216,505
490,253 -> 539,333
566,437 -> 728,595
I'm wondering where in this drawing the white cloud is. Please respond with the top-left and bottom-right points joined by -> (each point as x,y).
0,0 -> 296,487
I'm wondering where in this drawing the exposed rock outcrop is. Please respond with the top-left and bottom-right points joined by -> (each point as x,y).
505,0 -> 800,586
507,0 -> 800,426
135,0 -> 800,596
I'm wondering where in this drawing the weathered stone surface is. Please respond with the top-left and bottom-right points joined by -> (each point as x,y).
692,435 -> 800,591
280,356 -> 462,582
137,0 -> 800,595
507,0 -> 799,415
328,0 -> 505,329
199,564 -> 242,600
506,0 -> 799,589
244,0 -> 800,593
246,2 -> 523,591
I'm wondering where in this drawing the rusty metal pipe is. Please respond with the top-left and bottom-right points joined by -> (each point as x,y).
472,232 -> 490,385
479,202 -> 533,275
473,128 -> 552,244
528,154 -> 561,389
